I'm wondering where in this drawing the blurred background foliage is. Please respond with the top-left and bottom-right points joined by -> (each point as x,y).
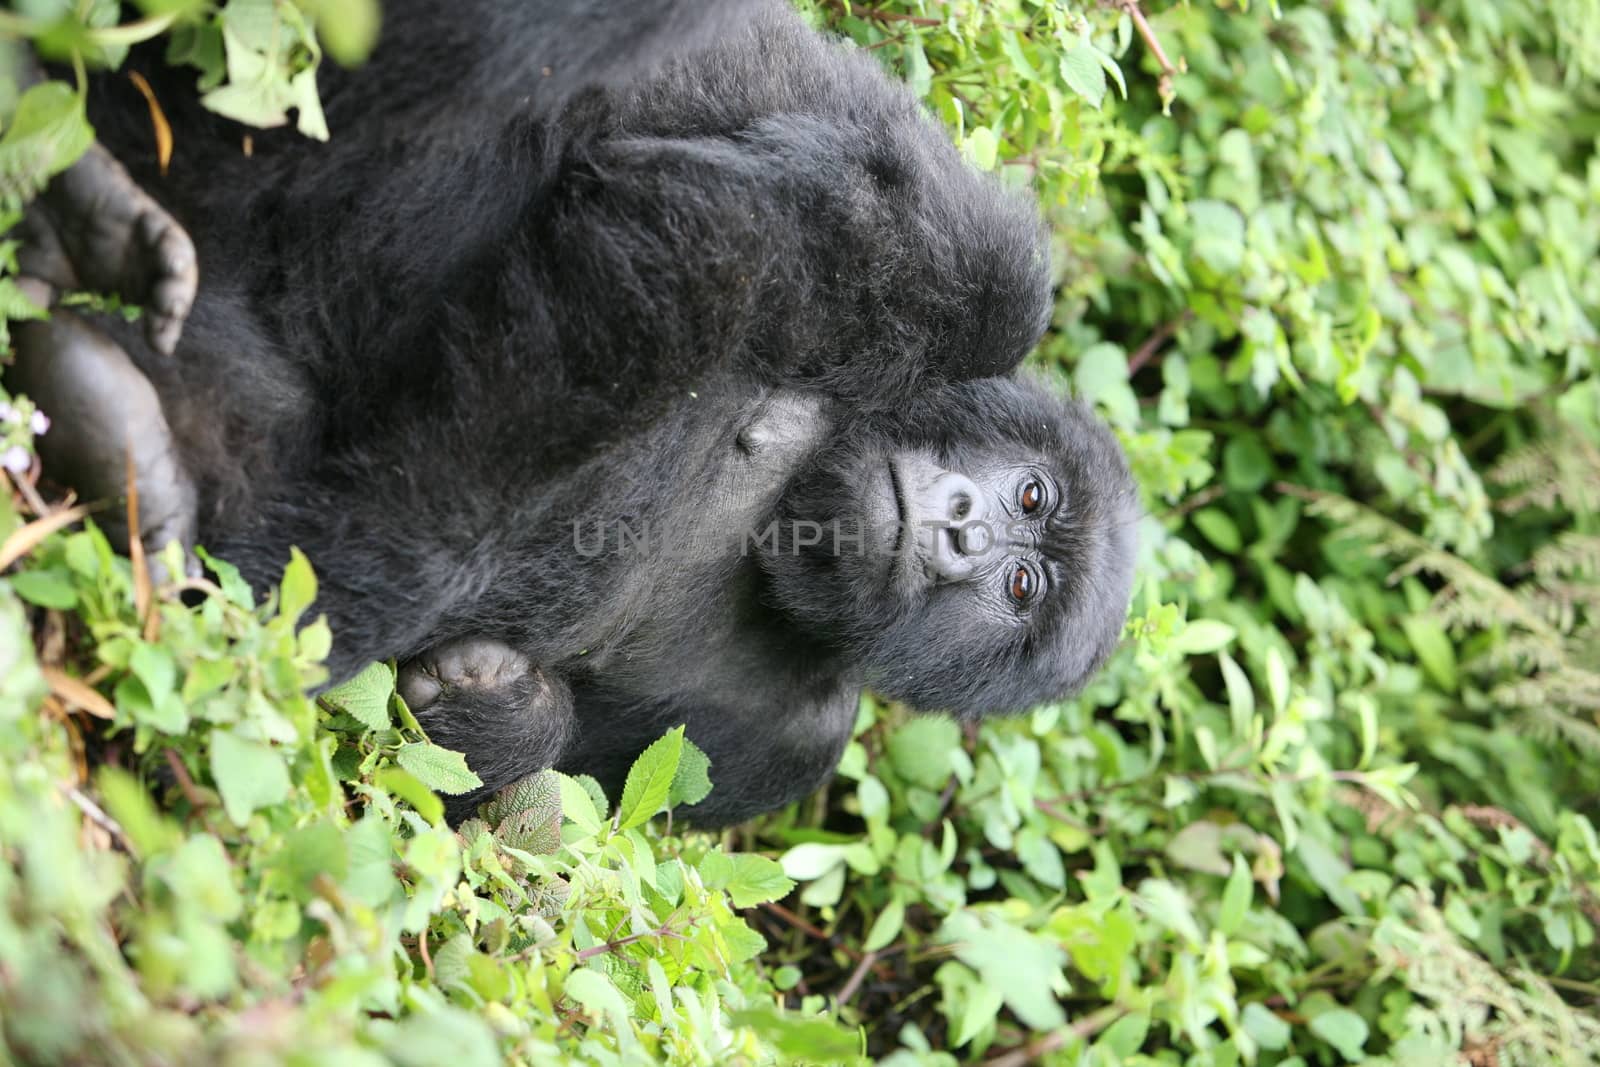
2,0 -> 1599,1064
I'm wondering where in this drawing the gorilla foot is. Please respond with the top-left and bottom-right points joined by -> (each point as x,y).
16,143 -> 198,355
399,637 -> 576,823
8,311 -> 198,572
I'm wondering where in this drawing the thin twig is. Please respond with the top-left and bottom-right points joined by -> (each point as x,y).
1115,0 -> 1180,106
1126,311 -> 1192,374
62,783 -> 133,852
573,923 -> 689,961
836,949 -> 879,1006
418,926 -> 435,981
983,1005 -> 1127,1067
164,748 -> 207,809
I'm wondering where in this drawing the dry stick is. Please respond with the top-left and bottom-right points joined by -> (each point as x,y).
835,949 -> 879,1007
418,926 -> 435,982
0,502 -> 89,570
63,783 -> 132,851
164,748 -> 207,809
1126,311 -> 1192,375
982,1005 -> 1127,1067
1115,0 -> 1180,104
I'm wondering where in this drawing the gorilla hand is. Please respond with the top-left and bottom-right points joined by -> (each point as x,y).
17,142 -> 197,355
399,637 -> 577,822
9,310 -> 197,572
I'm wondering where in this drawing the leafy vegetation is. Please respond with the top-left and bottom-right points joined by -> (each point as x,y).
3,0 -> 1599,1063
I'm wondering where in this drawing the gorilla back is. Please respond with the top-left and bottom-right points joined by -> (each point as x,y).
35,0 -> 1138,824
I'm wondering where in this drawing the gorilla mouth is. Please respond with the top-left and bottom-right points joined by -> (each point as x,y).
886,457 -> 907,557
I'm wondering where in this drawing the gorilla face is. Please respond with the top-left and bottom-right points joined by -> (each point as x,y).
759,378 -> 1139,716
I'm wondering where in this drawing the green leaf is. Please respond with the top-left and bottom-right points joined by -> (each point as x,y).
616,725 -> 684,831
196,545 -> 255,608
1309,1007 -> 1369,1061
963,126 -> 998,170
667,735 -> 713,807
209,730 -> 291,826
1218,853 -> 1253,936
887,716 -> 961,790
1242,1002 -> 1291,1051
720,854 -> 794,909
277,546 -> 317,625
394,742 -> 482,795
0,81 -> 94,203
1170,618 -> 1236,655
938,909 -> 1067,1031
556,771 -> 604,836
863,895 -> 905,952
382,1007 -> 499,1067
321,661 -> 394,731
9,568 -> 77,609
1401,615 -> 1459,692
1191,507 -> 1243,553
565,968 -> 633,1032
375,766 -> 444,825
1060,44 -> 1107,108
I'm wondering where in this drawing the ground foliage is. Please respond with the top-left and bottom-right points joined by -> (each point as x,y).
2,0 -> 1599,1064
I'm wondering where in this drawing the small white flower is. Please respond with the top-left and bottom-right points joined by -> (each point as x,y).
0,445 -> 31,473
29,410 -> 50,436
0,404 -> 16,425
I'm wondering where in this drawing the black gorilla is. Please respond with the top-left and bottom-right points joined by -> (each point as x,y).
10,0 -> 1140,824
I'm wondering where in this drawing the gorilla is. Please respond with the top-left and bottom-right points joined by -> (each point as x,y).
8,0 -> 1140,825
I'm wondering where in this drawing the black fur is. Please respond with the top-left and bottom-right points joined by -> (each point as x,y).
74,0 -> 1138,824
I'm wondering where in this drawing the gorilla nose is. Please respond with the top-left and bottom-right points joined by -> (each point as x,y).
928,471 -> 982,524
922,471 -> 996,582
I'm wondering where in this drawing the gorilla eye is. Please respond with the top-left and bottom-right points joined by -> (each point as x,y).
1019,479 -> 1045,515
1007,564 -> 1037,605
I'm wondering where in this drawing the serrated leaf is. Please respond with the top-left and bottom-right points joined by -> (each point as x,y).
1060,44 -> 1107,108
394,742 -> 482,795
617,725 -> 683,831
720,854 -> 794,909
667,735 -> 713,807
321,661 -> 393,731
0,81 -> 94,205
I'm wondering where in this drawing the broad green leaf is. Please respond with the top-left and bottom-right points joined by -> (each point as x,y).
938,909 -> 1067,1031
394,742 -> 482,795
321,661 -> 394,731
1309,1008 -> 1369,1061
1170,618 -> 1236,655
556,771 -> 604,836
617,725 -> 684,830
209,730 -> 291,826
9,568 -> 76,609
277,546 -> 317,624
1060,44 -> 1107,108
